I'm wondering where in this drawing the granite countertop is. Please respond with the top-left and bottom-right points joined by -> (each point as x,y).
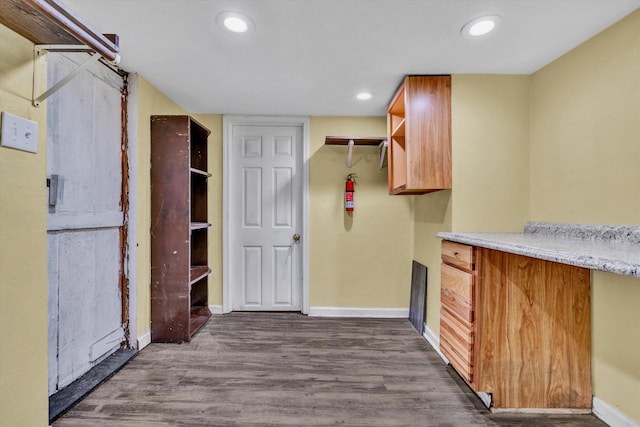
437,222 -> 640,277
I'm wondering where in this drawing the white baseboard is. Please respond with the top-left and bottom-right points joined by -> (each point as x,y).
308,307 -> 409,318
593,396 -> 640,427
422,322 -> 449,364
209,304 -> 223,315
137,331 -> 151,350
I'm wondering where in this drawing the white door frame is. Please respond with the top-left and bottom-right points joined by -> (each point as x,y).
222,115 -> 310,314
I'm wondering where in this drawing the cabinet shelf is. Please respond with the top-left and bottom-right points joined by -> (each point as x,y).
190,222 -> 211,231
391,119 -> 406,138
190,167 -> 212,178
189,306 -> 211,337
189,265 -> 211,285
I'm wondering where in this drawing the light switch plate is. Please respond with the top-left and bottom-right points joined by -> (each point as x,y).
1,111 -> 39,153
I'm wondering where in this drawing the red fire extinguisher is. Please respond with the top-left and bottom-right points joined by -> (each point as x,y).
345,173 -> 355,212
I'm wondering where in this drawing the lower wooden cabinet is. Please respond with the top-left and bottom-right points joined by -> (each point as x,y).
440,240 -> 592,410
440,241 -> 476,383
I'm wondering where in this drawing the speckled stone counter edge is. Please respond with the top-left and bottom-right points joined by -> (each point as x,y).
524,222 -> 640,244
437,222 -> 640,277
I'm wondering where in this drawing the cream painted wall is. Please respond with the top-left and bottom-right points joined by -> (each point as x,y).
531,11 -> 640,225
309,117 -> 413,308
531,9 -> 640,423
192,114 -> 223,307
412,75 -> 531,336
0,24 -> 48,427
450,75 -> 530,233
591,272 -> 640,422
411,191 -> 451,335
134,77 -> 188,339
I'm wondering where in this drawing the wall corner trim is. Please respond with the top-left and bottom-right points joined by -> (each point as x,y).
137,331 -> 151,350
308,307 -> 409,318
209,305 -> 223,315
592,396 -> 640,427
423,323 -> 449,364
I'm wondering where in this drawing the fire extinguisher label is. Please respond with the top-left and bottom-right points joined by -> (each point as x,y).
345,192 -> 354,209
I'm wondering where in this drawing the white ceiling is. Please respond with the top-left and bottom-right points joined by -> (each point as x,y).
63,0 -> 640,116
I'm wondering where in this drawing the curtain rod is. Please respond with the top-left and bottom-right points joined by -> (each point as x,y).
27,0 -> 120,64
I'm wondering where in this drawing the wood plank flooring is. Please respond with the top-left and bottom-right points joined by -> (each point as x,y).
53,313 -> 607,426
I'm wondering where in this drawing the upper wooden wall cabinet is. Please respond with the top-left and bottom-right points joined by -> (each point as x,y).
387,75 -> 452,195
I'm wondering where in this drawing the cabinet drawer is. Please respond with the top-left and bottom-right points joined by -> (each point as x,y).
442,241 -> 475,271
440,307 -> 473,382
441,262 -> 474,323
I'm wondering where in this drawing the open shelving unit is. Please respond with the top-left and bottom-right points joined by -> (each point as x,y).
150,115 -> 212,343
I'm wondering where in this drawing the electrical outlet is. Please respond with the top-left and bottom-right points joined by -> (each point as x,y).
1,111 -> 39,153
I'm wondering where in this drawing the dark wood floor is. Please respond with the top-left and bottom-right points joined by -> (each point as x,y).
53,313 -> 607,426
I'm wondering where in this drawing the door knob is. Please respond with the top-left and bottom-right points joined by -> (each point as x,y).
293,233 -> 301,242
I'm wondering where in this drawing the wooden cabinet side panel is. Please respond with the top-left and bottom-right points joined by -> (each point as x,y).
476,248 -> 591,409
474,248 -> 509,394
387,81 -> 407,193
543,262 -> 592,408
405,75 -> 451,190
150,116 -> 192,343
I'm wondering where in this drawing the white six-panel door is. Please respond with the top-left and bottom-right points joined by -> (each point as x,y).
230,124 -> 303,311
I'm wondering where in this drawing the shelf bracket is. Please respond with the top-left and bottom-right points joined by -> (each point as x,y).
32,44 -> 104,107
378,139 -> 388,171
346,139 -> 355,171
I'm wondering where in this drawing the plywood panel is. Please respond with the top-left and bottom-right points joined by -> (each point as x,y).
408,261 -> 427,335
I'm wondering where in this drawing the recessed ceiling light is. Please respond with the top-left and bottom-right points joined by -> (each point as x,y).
461,15 -> 501,38
224,17 -> 248,33
216,11 -> 255,35
355,91 -> 373,101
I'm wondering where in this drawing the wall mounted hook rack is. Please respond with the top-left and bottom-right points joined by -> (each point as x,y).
324,136 -> 388,171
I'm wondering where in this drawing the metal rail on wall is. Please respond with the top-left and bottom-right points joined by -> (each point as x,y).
29,0 -> 120,63
17,0 -> 121,106
324,136 -> 388,172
